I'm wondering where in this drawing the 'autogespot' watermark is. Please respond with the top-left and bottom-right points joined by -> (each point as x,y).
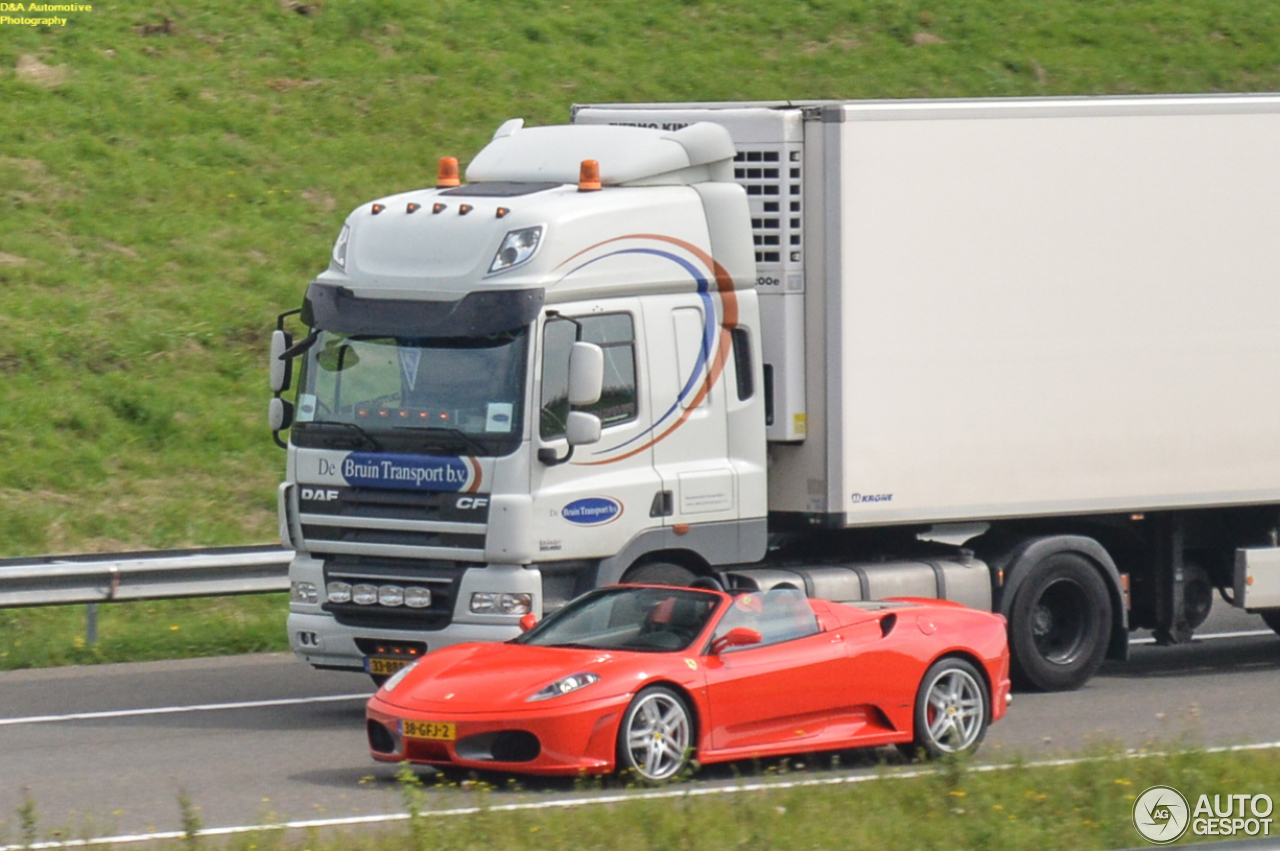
1132,785 -> 1274,844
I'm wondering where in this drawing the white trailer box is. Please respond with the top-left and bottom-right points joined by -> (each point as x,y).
576,96 -> 1280,527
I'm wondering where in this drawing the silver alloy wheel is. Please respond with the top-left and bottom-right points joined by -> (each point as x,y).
621,688 -> 692,781
922,666 -> 986,753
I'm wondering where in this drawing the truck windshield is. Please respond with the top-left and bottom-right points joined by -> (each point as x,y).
290,328 -> 529,456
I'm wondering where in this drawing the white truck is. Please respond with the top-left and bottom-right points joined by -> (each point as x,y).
271,94 -> 1280,691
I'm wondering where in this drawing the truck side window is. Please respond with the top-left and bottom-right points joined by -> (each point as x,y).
541,313 -> 638,440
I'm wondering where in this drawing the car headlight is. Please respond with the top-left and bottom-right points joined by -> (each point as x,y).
488,226 -> 543,274
381,661 -> 418,693
470,592 -> 533,615
527,672 -> 600,702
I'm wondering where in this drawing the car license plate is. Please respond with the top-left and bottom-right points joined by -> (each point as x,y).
401,720 -> 456,741
366,657 -> 412,677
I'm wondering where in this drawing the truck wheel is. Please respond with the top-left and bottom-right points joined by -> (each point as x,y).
1008,552 -> 1112,691
1182,560 -> 1213,631
1260,609 -> 1280,637
621,561 -> 696,587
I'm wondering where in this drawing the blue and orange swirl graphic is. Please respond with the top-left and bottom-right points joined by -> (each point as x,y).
552,234 -> 739,465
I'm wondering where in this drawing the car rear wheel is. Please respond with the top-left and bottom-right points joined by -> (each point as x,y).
617,686 -> 693,782
907,657 -> 989,759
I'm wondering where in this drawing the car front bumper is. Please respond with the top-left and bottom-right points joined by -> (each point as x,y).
367,692 -> 630,776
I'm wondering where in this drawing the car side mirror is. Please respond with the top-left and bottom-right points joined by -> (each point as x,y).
270,329 -> 293,393
519,613 -> 538,632
568,341 -> 604,406
711,627 -> 762,654
565,410 -> 602,446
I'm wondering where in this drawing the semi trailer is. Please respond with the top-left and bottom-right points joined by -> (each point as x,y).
271,94 -> 1280,691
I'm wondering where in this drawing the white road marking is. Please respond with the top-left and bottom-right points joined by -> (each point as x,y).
1130,628 -> 1274,646
0,694 -> 369,727
3,739 -> 1279,851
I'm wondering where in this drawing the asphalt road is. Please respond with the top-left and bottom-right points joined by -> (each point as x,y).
1,606 -> 1278,842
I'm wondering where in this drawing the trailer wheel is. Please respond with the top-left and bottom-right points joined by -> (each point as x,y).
1261,609 -> 1280,637
620,561 -> 696,587
1008,552 -> 1112,691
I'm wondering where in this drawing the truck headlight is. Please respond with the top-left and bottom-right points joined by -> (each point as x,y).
470,592 -> 533,615
290,582 -> 318,604
488,226 -> 543,274
326,582 -> 352,604
332,224 -> 350,270
404,586 -> 432,608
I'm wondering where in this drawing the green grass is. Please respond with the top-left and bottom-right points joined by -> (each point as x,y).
0,594 -> 288,670
3,744 -> 1278,850
2,0 -> 1280,664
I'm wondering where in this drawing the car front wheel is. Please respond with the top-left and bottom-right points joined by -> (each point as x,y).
617,686 -> 693,781
908,657 -> 990,759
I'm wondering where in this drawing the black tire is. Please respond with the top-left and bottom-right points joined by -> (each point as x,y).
620,561 -> 696,587
1008,552 -> 1112,691
1181,560 -> 1214,631
1260,609 -> 1280,637
906,657 -> 990,759
616,686 -> 694,781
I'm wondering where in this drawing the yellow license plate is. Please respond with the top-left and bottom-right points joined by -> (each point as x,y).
367,657 -> 412,677
401,720 -> 456,741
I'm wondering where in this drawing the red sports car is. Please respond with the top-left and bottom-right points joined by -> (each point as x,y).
366,584 -> 1010,781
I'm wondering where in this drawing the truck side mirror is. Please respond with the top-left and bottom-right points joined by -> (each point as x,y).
270,329 -> 293,393
268,397 -> 294,432
565,411 -> 602,446
568,341 -> 604,406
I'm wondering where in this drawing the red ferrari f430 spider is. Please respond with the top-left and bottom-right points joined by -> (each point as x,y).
367,584 -> 1010,780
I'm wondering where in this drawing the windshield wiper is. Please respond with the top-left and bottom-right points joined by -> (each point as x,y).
295,420 -> 383,451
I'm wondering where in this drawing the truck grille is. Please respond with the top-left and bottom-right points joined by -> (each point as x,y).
298,486 -> 488,561
734,147 -> 802,272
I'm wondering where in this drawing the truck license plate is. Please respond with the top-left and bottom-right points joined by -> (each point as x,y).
366,657 -> 412,677
401,720 -> 456,741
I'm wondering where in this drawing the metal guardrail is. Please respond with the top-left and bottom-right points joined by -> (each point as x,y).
0,545 -> 294,608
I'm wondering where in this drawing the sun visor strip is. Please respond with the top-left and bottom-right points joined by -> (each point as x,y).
302,285 -> 545,337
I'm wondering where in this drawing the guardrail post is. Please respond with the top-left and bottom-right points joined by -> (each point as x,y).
86,603 -> 99,645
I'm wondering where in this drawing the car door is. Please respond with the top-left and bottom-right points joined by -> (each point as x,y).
700,590 -> 850,751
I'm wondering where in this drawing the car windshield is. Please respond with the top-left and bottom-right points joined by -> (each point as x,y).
515,587 -> 723,653
291,328 -> 528,456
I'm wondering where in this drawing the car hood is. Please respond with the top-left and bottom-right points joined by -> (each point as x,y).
376,641 -> 632,713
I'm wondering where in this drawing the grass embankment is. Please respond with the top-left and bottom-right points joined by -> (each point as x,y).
2,1 -> 1280,666
5,747 -> 1278,850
